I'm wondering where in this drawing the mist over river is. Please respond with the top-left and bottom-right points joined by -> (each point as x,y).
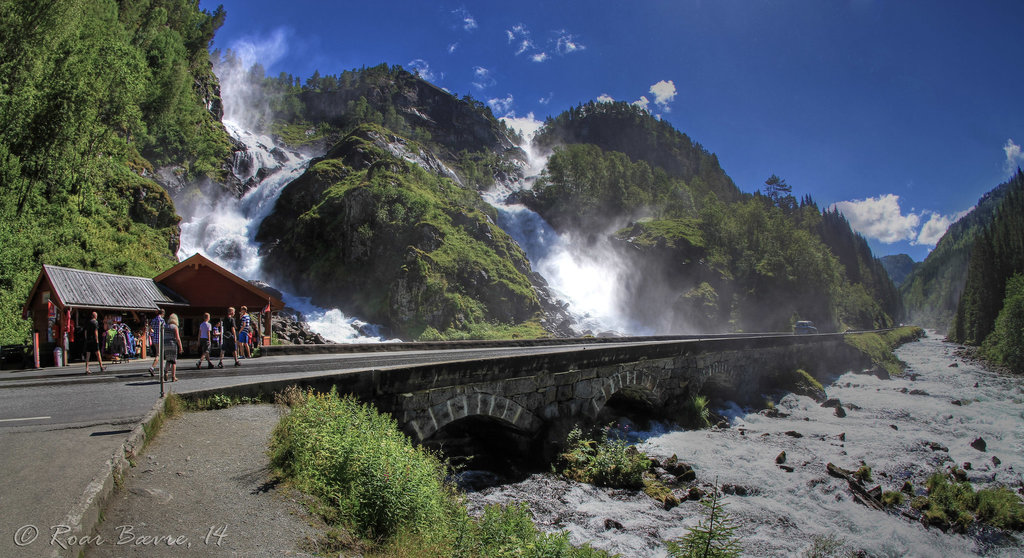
465,332 -> 1024,557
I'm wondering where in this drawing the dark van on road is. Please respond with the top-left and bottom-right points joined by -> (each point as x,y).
793,321 -> 818,334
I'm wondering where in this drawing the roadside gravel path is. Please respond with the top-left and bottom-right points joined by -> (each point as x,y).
85,405 -> 318,557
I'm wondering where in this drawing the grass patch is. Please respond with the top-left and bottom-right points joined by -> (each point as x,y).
185,392 -> 268,411
844,326 -> 924,377
682,395 -> 712,428
556,425 -> 651,489
270,387 -> 613,556
916,472 -> 1024,532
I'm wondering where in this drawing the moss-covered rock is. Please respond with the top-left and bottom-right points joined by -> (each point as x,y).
258,125 -> 543,339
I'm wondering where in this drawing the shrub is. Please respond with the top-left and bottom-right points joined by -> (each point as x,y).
269,388 -> 450,540
557,425 -> 650,489
881,491 -> 905,507
684,395 -> 712,428
918,472 -> 1024,532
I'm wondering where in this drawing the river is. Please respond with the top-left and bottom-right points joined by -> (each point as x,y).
465,332 -> 1024,557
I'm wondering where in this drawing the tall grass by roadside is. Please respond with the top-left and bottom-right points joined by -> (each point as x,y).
269,387 -> 613,557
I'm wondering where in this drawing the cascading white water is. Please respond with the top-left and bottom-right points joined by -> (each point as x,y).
174,120 -> 389,343
482,123 -> 651,336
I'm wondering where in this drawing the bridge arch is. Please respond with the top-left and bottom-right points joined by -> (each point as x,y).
407,392 -> 541,442
584,368 -> 664,419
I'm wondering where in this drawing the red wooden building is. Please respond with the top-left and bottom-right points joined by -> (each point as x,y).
22,254 -> 284,366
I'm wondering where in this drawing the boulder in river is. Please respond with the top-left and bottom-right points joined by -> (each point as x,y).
970,437 -> 987,452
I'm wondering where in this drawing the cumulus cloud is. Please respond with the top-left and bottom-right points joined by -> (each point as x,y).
1005,139 -> 1024,171
830,194 -> 920,244
530,52 -> 549,63
472,66 -> 496,89
407,59 -> 435,82
914,208 -> 972,246
597,94 -> 615,103
487,94 -> 515,116
501,112 -> 545,140
556,30 -> 585,54
632,96 -> 650,111
453,8 -> 477,30
649,80 -> 677,112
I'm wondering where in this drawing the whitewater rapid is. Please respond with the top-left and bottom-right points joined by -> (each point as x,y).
466,332 -> 1024,557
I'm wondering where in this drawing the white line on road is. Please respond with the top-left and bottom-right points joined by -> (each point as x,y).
0,416 -> 51,422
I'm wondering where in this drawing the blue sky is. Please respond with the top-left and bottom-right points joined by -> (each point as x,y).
200,0 -> 1024,261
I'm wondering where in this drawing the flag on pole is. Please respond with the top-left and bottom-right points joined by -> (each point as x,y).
263,298 -> 271,314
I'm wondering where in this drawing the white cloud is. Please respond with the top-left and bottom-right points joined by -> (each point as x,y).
632,96 -> 650,111
487,94 -> 515,116
530,52 -> 549,63
407,59 -> 435,82
502,112 -> 544,140
447,42 -> 458,54
830,194 -> 920,244
538,92 -> 553,105
454,8 -> 477,30
556,30 -> 585,54
649,80 -> 677,112
913,208 -> 972,247
596,94 -> 615,103
472,66 -> 495,89
1005,139 -> 1024,171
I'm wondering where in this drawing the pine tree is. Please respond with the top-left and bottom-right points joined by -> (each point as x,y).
666,483 -> 742,558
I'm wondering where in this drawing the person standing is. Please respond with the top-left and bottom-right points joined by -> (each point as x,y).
82,311 -> 105,374
238,306 -> 252,359
164,313 -> 182,381
147,309 -> 165,376
196,313 -> 214,369
222,307 -> 241,367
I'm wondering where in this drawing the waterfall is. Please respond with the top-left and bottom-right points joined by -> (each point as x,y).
174,121 -> 389,343
481,129 -> 651,336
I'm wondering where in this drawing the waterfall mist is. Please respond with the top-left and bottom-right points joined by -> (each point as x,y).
171,44 -> 389,343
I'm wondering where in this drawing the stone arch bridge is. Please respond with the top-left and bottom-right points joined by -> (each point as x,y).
191,334 -> 868,449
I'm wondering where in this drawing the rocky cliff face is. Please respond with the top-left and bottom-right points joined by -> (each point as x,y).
256,125 -> 561,339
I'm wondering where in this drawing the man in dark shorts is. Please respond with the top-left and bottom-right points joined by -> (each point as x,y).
222,307 -> 241,367
83,311 -> 105,374
196,313 -> 214,369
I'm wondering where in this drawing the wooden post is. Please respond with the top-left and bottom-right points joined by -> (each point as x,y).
263,310 -> 271,346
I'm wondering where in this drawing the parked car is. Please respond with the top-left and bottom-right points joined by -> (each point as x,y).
793,321 -> 818,334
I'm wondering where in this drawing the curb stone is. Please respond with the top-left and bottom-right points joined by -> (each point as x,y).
50,398 -> 167,558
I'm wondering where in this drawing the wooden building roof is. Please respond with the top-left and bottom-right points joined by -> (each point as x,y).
26,265 -> 188,313
153,253 -> 285,312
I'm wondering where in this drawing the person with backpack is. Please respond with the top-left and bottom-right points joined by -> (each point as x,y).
221,307 -> 241,367
83,311 -> 105,374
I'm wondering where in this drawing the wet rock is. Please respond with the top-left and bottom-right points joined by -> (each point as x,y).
949,362 -> 959,368
970,437 -> 987,452
776,451 -> 787,465
761,408 -> 790,418
838,432 -> 846,442
926,442 -> 948,452
951,400 -> 963,406
603,518 -> 624,530
867,485 -> 882,500
821,398 -> 842,408
834,406 -> 847,418
779,465 -> 795,473
686,487 -> 705,500
784,431 -> 803,438
993,456 -> 1002,467
963,462 -> 972,470
890,425 -> 898,430
721,484 -> 749,496
951,468 -> 968,482
909,389 -> 929,396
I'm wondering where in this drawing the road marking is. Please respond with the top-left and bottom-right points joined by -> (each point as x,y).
0,416 -> 51,423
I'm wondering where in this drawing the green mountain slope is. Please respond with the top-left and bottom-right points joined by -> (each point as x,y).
880,254 -> 917,287
900,172 -> 1020,331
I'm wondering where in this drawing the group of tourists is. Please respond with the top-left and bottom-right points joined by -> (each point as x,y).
144,306 -> 258,382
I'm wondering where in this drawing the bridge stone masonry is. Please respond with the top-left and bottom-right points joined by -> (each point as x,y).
189,333 -> 872,455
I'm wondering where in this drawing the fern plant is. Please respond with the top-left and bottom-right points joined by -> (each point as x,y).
666,482 -> 741,558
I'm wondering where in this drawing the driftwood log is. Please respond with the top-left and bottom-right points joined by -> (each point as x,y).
826,462 -> 884,511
